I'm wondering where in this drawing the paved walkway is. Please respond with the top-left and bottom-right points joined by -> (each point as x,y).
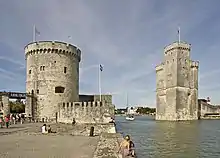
0,123 -> 99,158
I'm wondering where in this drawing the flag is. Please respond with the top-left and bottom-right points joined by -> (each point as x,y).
68,36 -> 72,39
100,64 -> 103,71
35,26 -> 40,36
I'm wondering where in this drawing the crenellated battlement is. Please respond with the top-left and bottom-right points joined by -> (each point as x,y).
190,60 -> 199,68
164,41 -> 191,54
24,41 -> 81,61
156,62 -> 164,72
57,101 -> 114,124
61,101 -> 103,109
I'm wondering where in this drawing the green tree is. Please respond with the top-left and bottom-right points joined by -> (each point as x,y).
9,99 -> 25,113
136,107 -> 156,114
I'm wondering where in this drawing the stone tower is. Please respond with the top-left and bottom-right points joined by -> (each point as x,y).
25,41 -> 81,120
155,41 -> 199,121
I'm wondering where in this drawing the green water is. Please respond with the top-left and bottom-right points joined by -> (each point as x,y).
116,116 -> 220,158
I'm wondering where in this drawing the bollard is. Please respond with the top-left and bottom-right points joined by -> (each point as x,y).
89,126 -> 94,137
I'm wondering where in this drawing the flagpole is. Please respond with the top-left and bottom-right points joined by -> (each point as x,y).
99,64 -> 102,102
178,26 -> 180,43
33,25 -> 36,42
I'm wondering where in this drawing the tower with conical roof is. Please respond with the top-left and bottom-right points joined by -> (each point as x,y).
155,39 -> 199,120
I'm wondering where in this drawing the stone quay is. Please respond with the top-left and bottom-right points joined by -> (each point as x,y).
0,122 -> 123,158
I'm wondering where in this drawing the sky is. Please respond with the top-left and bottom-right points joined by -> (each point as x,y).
0,0 -> 220,108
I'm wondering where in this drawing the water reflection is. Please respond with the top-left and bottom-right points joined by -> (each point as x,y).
153,121 -> 199,158
116,116 -> 220,158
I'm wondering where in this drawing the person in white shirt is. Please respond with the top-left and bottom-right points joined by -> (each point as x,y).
41,124 -> 48,134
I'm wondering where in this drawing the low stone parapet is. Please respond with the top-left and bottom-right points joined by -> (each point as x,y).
93,133 -> 122,158
71,123 -> 116,136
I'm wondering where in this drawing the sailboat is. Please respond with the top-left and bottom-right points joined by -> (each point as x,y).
125,93 -> 135,121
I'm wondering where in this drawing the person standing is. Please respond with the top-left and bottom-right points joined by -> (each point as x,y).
5,116 -> 9,128
0,117 -> 3,128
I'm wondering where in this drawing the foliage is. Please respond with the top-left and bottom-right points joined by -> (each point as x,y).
9,99 -> 25,113
115,108 -> 127,114
136,107 -> 156,114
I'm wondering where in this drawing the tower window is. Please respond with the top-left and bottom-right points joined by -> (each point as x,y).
29,70 -> 31,74
54,61 -> 56,63
40,66 -> 45,71
55,86 -> 65,93
173,59 -> 174,62
64,67 -> 67,73
37,89 -> 39,94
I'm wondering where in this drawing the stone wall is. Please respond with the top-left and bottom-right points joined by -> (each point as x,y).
25,41 -> 81,120
156,41 -> 199,121
57,101 -> 115,124
0,94 -> 10,116
79,94 -> 113,105
198,99 -> 220,117
71,123 -> 116,136
93,133 -> 122,158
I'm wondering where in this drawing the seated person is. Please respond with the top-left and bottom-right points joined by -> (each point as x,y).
47,125 -> 56,133
118,135 -> 131,157
129,139 -> 136,157
41,124 -> 48,134
48,125 -> 52,133
118,135 -> 136,157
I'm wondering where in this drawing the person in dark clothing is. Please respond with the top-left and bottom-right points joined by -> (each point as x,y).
48,125 -> 56,133
129,140 -> 136,157
72,118 -> 76,126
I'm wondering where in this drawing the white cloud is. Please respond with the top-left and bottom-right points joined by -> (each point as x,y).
0,1 -> 220,107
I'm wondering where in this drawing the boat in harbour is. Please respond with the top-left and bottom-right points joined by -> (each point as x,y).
126,114 -> 135,121
125,93 -> 135,121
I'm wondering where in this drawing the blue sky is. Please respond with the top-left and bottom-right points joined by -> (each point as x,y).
0,0 -> 220,108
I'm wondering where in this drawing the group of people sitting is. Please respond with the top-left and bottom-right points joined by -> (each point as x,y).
118,135 -> 136,157
41,124 -> 56,134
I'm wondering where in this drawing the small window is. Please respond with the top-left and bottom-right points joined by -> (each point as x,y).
167,61 -> 169,64
40,66 -> 45,71
67,103 -> 69,108
64,67 -> 67,73
29,70 -> 31,74
37,89 -> 39,94
63,103 -> 65,108
54,61 -> 56,63
55,86 -> 65,93
173,59 -> 174,62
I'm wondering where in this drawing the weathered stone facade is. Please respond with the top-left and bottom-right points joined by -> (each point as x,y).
156,41 -> 199,121
57,101 -> 115,124
25,41 -> 81,120
0,94 -> 10,116
198,99 -> 220,118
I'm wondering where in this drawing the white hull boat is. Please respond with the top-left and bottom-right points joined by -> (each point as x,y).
126,116 -> 135,121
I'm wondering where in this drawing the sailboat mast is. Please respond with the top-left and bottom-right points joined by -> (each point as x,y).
126,92 -> 128,107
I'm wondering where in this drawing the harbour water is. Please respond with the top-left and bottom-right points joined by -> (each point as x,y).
116,116 -> 220,158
